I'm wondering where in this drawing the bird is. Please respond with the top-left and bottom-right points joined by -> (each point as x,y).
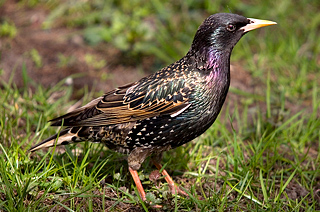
30,13 -> 276,203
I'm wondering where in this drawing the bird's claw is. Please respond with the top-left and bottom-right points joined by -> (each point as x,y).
170,184 -> 188,196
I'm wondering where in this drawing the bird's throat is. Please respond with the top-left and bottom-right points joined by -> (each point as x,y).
204,49 -> 230,85
206,49 -> 221,70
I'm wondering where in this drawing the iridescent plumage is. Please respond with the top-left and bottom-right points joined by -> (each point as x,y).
30,13 -> 276,202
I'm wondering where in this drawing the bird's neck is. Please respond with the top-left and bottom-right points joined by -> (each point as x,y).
184,46 -> 231,125
187,46 -> 230,68
186,47 -> 231,81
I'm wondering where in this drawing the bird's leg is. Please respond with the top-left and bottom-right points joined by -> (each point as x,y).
128,167 -> 162,208
128,167 -> 146,201
128,147 -> 164,208
128,147 -> 153,201
151,155 -> 188,196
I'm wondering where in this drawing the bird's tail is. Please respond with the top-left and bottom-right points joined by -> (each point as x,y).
29,128 -> 78,152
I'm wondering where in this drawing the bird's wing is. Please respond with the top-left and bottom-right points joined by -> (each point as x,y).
50,77 -> 192,127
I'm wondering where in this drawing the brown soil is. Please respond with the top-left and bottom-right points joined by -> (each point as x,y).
0,1 -> 147,95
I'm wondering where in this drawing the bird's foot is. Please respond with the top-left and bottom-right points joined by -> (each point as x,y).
152,161 -> 188,197
129,160 -> 188,209
169,183 -> 188,196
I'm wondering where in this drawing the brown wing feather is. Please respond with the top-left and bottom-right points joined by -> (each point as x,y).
51,81 -> 190,127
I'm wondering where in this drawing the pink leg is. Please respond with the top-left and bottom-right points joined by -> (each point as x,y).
129,167 -> 146,201
129,167 -> 162,208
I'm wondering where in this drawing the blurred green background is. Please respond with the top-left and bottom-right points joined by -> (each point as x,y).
1,0 -> 319,101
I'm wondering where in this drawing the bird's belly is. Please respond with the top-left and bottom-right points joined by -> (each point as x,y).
123,109 -> 218,150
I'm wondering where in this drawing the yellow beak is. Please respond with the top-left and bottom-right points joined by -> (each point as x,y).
241,18 -> 277,32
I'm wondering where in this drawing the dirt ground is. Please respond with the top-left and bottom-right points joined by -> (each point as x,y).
0,1 -> 150,96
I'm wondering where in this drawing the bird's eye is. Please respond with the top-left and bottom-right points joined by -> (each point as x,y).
226,24 -> 236,32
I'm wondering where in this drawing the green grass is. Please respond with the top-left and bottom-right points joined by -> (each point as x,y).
1,0 -> 320,211
1,72 -> 319,211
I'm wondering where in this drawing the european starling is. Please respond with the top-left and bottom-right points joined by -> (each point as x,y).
30,13 -> 276,202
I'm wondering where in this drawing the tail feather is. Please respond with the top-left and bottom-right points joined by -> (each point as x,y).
29,129 -> 76,152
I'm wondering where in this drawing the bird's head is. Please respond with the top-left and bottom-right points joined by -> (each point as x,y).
189,13 -> 276,54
